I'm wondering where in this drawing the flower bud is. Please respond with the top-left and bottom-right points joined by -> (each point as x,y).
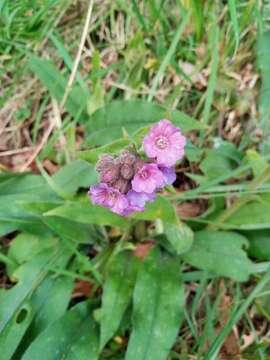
133,157 -> 144,172
100,166 -> 120,183
119,150 -> 136,165
96,154 -> 114,173
120,163 -> 134,180
113,178 -> 131,194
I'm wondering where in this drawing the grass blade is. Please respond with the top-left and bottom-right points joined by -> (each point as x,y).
228,0 -> 240,56
201,19 -> 219,126
147,10 -> 191,102
257,30 -> 270,153
205,265 -> 270,359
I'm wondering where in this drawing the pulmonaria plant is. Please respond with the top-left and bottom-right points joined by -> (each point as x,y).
88,119 -> 186,216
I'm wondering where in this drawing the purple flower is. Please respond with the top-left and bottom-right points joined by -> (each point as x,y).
88,183 -> 128,215
131,163 -> 164,193
128,190 -> 155,208
122,190 -> 156,216
142,119 -> 186,167
159,166 -> 176,185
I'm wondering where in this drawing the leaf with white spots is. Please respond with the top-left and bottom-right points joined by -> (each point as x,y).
22,301 -> 99,360
125,247 -> 184,360
44,199 -> 129,229
99,251 -> 139,351
0,248 -> 69,360
84,100 -> 204,146
181,231 -> 255,281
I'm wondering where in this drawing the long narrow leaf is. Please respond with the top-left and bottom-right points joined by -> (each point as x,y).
99,252 -> 139,350
125,247 -> 184,360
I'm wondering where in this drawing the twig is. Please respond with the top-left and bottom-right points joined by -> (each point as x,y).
0,117 -> 12,137
19,120 -> 55,172
0,147 -> 34,157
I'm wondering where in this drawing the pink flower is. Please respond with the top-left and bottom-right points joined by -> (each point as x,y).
159,166 -> 176,185
143,119 -> 186,167
131,163 -> 164,193
88,183 -> 128,215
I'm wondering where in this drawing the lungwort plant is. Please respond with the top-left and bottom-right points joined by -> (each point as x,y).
2,104 -> 270,360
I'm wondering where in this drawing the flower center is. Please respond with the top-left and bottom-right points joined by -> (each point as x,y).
140,169 -> 149,180
155,136 -> 168,149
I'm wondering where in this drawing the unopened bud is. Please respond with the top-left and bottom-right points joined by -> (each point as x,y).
119,150 -> 136,165
114,178 -> 131,194
133,157 -> 144,172
100,166 -> 120,183
96,154 -> 114,173
120,163 -> 134,180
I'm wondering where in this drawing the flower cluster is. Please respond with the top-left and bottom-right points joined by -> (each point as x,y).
88,119 -> 186,216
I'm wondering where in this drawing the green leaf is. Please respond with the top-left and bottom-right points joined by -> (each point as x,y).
125,247 -> 184,360
99,251 -> 139,350
85,100 -> 204,146
245,149 -> 269,178
21,201 -> 63,216
185,141 -> 203,163
7,232 -> 58,275
0,173 -> 58,234
52,160 -> 97,194
224,200 -> 270,230
163,222 -> 194,255
79,138 -> 132,164
244,230 -> 270,260
134,196 -> 193,254
15,276 -> 73,355
43,216 -> 96,244
0,249 -> 69,359
200,148 -> 235,180
0,301 -> 32,360
0,173 -> 51,196
29,275 -> 73,335
28,56 -> 89,121
0,221 -> 18,236
133,196 -> 177,224
44,199 -> 129,228
35,159 -> 97,200
181,231 -> 254,281
22,301 -> 99,360
212,139 -> 243,163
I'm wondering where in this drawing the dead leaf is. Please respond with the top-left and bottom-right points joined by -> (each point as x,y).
176,202 -> 205,218
72,279 -> 93,298
133,241 -> 155,261
217,281 -> 240,358
241,333 -> 256,351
